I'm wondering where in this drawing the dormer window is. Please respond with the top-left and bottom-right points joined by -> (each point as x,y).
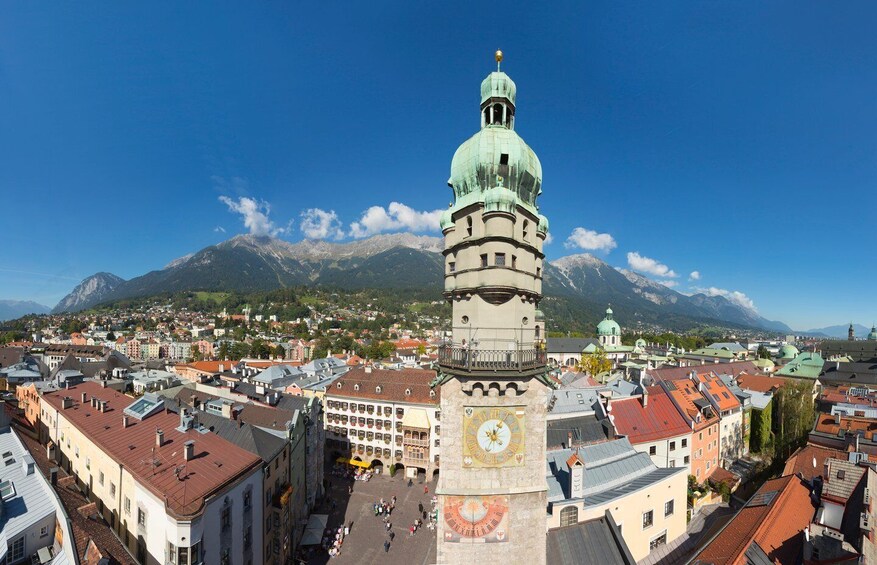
429,390 -> 436,398
375,386 -> 382,394
336,383 -> 342,389
405,388 -> 411,397
354,384 -> 360,391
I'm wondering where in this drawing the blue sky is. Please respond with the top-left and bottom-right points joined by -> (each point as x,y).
1,1 -> 875,330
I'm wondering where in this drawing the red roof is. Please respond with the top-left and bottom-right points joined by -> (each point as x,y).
330,367 -> 440,405
737,373 -> 788,393
694,475 -> 815,565
610,387 -> 691,444
649,361 -> 759,382
43,382 -> 261,518
697,372 -> 742,412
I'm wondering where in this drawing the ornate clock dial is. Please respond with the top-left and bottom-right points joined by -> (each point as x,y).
443,495 -> 509,542
463,406 -> 525,467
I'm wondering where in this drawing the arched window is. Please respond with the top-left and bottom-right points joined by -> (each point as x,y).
535,325 -> 541,340
493,103 -> 503,125
560,506 -> 578,527
523,220 -> 529,241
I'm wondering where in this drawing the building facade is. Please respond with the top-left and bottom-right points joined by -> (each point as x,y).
435,52 -> 551,565
41,383 -> 264,565
324,367 -> 441,477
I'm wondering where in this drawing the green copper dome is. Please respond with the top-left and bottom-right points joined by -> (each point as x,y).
778,344 -> 799,359
597,307 -> 621,336
440,207 -> 454,231
538,213 -> 549,234
483,185 -> 517,214
868,326 -> 877,341
449,126 -> 542,206
481,71 -> 517,106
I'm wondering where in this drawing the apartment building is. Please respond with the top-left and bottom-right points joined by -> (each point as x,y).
41,382 -> 263,565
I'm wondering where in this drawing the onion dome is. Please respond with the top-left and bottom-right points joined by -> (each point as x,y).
778,344 -> 799,359
537,213 -> 549,234
440,207 -> 454,231
597,307 -> 621,337
869,325 -> 877,341
449,128 -> 542,205
483,185 -> 517,214
481,71 -> 517,107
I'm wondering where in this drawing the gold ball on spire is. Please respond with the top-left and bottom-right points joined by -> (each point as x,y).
495,50 -> 503,63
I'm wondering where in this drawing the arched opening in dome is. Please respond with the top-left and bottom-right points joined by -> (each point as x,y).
493,103 -> 504,125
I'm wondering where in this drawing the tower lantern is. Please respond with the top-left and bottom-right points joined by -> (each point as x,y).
434,52 -> 550,565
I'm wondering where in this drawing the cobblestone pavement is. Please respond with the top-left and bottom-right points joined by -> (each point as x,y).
304,471 -> 437,565
637,503 -> 735,565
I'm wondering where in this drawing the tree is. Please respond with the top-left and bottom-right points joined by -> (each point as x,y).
250,339 -> 271,360
757,345 -> 771,360
273,344 -> 286,359
578,349 -> 612,377
416,343 -> 427,356
106,331 -> 116,342
749,402 -> 772,453
218,342 -> 230,361
774,379 -> 816,460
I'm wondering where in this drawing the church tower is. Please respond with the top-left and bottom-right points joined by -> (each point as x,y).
434,51 -> 551,565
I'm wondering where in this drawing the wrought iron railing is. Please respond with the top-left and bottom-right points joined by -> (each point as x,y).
437,344 -> 546,372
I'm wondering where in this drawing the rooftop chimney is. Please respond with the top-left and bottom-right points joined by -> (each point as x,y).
641,388 -> 649,408
156,429 -> 164,447
123,415 -> 129,428
81,392 -> 88,403
567,431 -> 573,449
184,440 -> 194,461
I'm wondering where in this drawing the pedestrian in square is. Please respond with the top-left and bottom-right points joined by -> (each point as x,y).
384,540 -> 390,553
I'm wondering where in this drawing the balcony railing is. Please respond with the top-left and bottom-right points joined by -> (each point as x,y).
437,344 -> 546,372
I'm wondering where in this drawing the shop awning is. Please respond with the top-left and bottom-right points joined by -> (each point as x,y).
335,457 -> 371,469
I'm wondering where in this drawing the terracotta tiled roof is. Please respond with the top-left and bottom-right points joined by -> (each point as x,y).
736,373 -> 787,393
610,387 -> 691,444
814,412 -> 877,438
329,367 -> 440,405
783,444 -> 851,480
43,382 -> 261,518
697,372 -> 742,412
693,475 -> 815,565
662,379 -> 717,431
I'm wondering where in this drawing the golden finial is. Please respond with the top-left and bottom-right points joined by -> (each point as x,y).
495,49 -> 503,71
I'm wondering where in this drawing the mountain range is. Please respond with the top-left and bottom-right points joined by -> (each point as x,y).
48,233 -> 793,333
804,323 -> 872,339
0,300 -> 50,322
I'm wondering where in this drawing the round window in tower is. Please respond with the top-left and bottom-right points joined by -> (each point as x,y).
522,317 -> 529,325
461,316 -> 470,324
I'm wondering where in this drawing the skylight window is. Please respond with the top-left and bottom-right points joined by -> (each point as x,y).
0,480 -> 15,500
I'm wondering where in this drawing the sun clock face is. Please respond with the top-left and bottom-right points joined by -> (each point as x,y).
462,406 -> 525,468
443,495 -> 510,543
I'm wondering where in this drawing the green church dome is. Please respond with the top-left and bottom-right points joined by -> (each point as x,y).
868,325 -> 877,341
483,185 -> 517,214
778,344 -> 799,359
597,307 -> 621,336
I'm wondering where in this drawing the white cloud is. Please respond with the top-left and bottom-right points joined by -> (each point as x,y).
659,280 -> 679,288
349,202 -> 443,238
563,227 -> 617,252
214,226 -> 226,233
696,286 -> 757,311
689,270 -> 701,281
219,196 -> 290,237
543,232 -> 554,245
300,208 -> 344,240
626,252 -> 678,278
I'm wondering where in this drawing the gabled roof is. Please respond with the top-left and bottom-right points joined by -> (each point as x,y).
546,337 -> 599,354
330,367 -> 439,405
648,361 -> 758,382
547,514 -> 635,565
609,387 -> 690,444
736,373 -> 787,393
692,475 -> 815,565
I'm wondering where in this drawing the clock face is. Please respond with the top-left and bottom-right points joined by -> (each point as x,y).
442,495 -> 509,543
462,406 -> 525,467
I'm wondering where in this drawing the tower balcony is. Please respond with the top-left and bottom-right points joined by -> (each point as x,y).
437,343 -> 546,373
